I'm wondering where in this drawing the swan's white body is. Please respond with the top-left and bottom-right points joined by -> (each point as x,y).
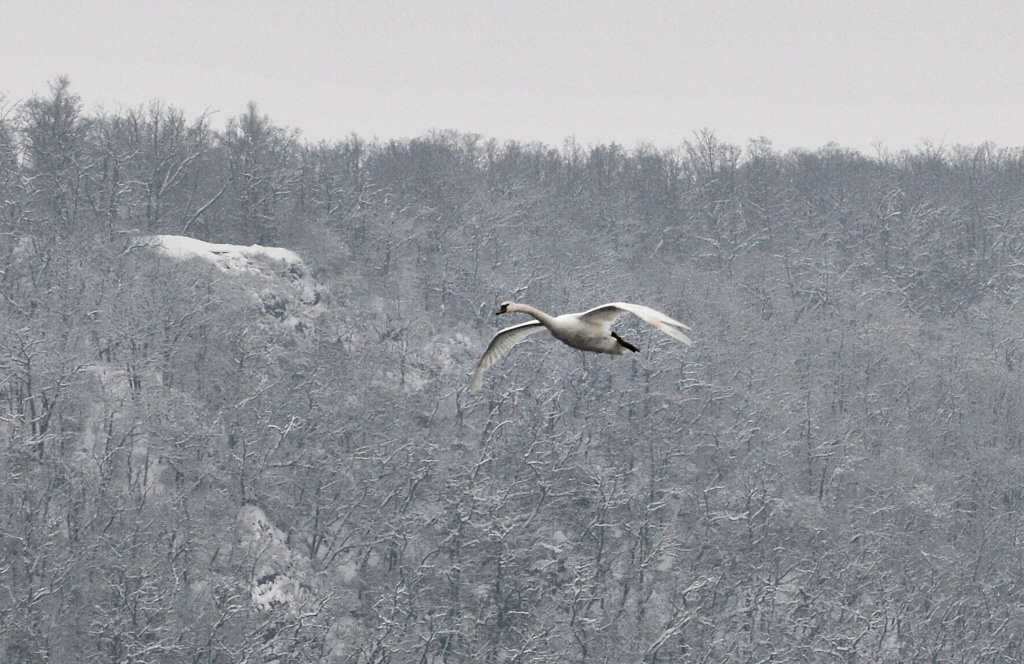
470,301 -> 692,392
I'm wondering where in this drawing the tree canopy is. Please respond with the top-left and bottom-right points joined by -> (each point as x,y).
3,79 -> 1024,662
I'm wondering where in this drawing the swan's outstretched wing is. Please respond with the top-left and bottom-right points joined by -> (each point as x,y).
470,321 -> 546,392
579,302 -> 693,345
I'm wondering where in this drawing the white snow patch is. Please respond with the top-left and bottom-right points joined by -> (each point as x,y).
143,234 -> 305,276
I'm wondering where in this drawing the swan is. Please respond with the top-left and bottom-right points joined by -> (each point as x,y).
470,301 -> 692,392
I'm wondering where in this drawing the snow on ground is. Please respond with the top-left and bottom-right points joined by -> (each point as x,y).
143,234 -> 305,276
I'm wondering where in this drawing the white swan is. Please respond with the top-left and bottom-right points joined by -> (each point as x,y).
470,301 -> 692,392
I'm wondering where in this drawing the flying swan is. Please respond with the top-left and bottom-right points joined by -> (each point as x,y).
470,301 -> 692,392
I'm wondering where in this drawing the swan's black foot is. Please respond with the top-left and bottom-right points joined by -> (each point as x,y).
612,331 -> 639,353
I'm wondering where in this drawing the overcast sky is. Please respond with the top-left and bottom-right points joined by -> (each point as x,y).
2,1 -> 1021,153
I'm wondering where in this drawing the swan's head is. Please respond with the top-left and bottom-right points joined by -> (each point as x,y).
496,301 -> 514,315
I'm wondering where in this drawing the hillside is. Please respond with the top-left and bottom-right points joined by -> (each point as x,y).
3,81 -> 1024,662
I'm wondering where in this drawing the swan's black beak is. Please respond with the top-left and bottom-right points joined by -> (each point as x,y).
495,304 -> 508,315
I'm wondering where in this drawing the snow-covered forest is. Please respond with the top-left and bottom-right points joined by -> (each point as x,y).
4,78 -> 1024,662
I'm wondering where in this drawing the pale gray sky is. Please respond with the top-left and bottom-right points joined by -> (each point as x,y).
2,1 -> 1021,153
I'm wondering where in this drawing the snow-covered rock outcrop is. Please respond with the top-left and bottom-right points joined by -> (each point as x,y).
239,504 -> 310,612
138,234 -> 325,333
144,234 -> 305,275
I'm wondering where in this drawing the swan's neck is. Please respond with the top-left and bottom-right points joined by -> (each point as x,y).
510,303 -> 558,328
